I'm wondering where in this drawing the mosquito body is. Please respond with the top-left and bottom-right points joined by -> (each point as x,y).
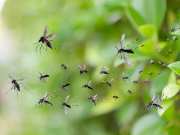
146,96 -> 163,110
122,76 -> 129,80
61,64 -> 68,70
113,95 -> 119,99
39,73 -> 50,81
61,83 -> 71,90
36,26 -> 55,50
88,94 -> 98,106
82,81 -> 93,90
100,67 -> 109,75
128,90 -> 132,94
9,75 -> 23,92
78,64 -> 88,74
62,95 -> 76,114
116,34 -> 134,61
38,93 -> 53,106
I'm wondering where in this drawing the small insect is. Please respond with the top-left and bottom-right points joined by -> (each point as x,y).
100,67 -> 109,75
9,75 -> 23,92
149,59 -> 155,64
78,64 -> 88,74
61,83 -> 71,90
105,81 -> 112,87
122,76 -> 129,80
112,95 -> 119,99
39,73 -> 50,81
61,64 -> 68,70
38,93 -> 53,106
82,81 -> 93,90
133,80 -> 150,84
36,26 -> 55,50
103,78 -> 113,87
116,34 -> 134,62
128,90 -> 132,94
62,95 -> 78,114
146,96 -> 163,110
88,94 -> 98,106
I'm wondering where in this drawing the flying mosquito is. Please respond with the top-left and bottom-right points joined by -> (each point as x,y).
88,94 -> 98,106
38,93 -> 53,106
61,64 -> 68,70
9,75 -> 23,92
61,82 -> 71,90
82,81 -> 93,90
62,95 -> 78,114
39,72 -> 50,81
36,26 -> 55,50
146,96 -> 163,110
100,67 -> 109,75
78,64 -> 88,74
116,34 -> 134,61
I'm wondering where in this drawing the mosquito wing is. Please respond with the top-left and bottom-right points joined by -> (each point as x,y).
64,95 -> 70,103
119,34 -> 126,49
43,26 -> 48,37
47,33 -> 56,40
64,105 -> 69,115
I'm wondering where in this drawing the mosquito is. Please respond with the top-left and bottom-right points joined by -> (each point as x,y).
62,95 -> 78,114
103,78 -> 113,87
146,95 -> 163,110
38,93 -> 53,106
9,75 -> 23,92
36,26 -> 55,51
61,82 -> 71,90
61,64 -> 68,70
78,64 -> 88,74
112,95 -> 119,99
39,72 -> 50,81
128,90 -> 132,94
122,76 -> 129,80
82,81 -> 93,90
116,34 -> 134,62
100,67 -> 109,75
88,94 -> 98,106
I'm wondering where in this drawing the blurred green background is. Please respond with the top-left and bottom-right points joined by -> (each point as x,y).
0,0 -> 180,135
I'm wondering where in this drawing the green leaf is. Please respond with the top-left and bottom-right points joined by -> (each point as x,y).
138,24 -> 157,38
168,61 -> 180,75
126,0 -> 166,29
162,72 -> 180,100
132,113 -> 165,135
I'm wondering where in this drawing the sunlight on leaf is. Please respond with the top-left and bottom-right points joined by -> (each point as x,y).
168,61 -> 180,75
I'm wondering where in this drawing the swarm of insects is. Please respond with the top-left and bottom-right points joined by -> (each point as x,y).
82,81 -> 93,90
100,67 -> 109,75
88,94 -> 98,106
78,64 -> 88,74
9,75 -> 23,92
36,26 -> 55,50
38,93 -> 53,106
39,73 -> 50,81
146,96 -> 163,110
